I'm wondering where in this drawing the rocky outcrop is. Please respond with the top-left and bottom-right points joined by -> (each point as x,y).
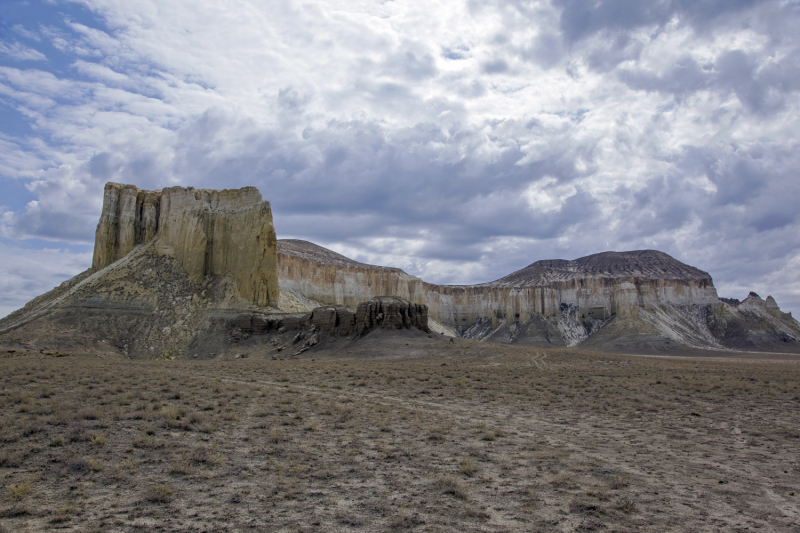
231,297 -> 429,341
704,292 -> 800,352
3,180 -> 798,358
93,182 -> 278,307
278,241 -> 719,330
224,297 -> 430,357
277,240 -> 800,352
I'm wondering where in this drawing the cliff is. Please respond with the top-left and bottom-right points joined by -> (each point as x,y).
93,182 -> 278,307
277,240 -> 800,352
2,181 -> 798,358
277,241 -> 718,326
0,182 -> 283,359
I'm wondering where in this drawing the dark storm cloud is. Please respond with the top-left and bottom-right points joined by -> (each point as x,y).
585,34 -> 643,73
613,175 -> 704,242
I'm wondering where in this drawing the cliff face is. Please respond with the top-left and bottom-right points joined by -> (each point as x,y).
0,182 -> 281,359
276,240 -> 800,352
277,241 -> 720,332
93,182 -> 278,307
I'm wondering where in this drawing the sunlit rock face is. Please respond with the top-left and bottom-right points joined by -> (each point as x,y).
92,182 -> 279,307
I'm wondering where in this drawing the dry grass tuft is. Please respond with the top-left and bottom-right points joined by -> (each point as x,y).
434,476 -> 469,499
6,480 -> 32,501
146,483 -> 175,503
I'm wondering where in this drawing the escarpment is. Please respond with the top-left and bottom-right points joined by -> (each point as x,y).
277,240 -> 800,352
2,181 -> 799,358
93,182 -> 278,307
277,241 -> 718,328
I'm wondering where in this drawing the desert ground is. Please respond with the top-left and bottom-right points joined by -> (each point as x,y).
1,332 -> 799,532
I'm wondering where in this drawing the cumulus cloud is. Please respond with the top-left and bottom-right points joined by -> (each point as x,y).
0,0 -> 799,317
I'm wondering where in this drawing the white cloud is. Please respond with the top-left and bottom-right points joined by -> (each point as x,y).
0,41 -> 47,62
0,0 -> 798,314
0,244 -> 92,319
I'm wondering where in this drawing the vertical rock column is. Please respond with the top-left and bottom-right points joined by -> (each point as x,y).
92,182 -> 280,308
92,182 -> 156,270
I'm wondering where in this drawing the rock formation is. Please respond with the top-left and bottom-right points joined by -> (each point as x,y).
231,297 -> 429,344
93,182 -> 278,307
278,242 -> 718,327
2,181 -> 799,358
277,240 -> 800,352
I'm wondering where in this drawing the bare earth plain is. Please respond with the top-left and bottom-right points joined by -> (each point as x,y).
1,332 -> 799,532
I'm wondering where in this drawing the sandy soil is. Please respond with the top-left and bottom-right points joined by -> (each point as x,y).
1,333 -> 799,532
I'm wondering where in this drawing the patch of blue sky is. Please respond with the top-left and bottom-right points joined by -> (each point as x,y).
1,2 -> 169,119
0,175 -> 36,208
1,1 -> 106,73
0,98 -> 35,139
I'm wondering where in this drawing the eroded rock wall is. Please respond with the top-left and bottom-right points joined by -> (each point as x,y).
92,182 -> 279,308
277,252 -> 426,308
277,244 -> 719,331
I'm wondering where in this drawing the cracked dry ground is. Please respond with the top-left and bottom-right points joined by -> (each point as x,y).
1,341 -> 800,532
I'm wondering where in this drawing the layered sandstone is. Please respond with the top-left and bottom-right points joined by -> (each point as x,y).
231,297 -> 429,342
277,241 -> 719,330
92,182 -> 278,307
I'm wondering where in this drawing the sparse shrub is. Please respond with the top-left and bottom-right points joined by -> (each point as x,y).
147,483 -> 174,503
168,462 -> 192,476
90,433 -> 106,446
434,476 -> 468,499
198,422 -> 216,434
160,407 -> 180,420
6,480 -> 32,500
133,435 -> 156,448
570,497 -> 602,515
616,498 -> 636,514
459,456 -> 477,477
87,459 -> 103,472
67,428 -> 88,443
335,509 -> 363,526
269,428 -> 287,443
49,435 -> 65,447
78,407 -> 100,420
390,511 -> 425,529
0,452 -> 20,468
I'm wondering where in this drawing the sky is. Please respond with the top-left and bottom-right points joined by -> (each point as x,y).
0,0 -> 799,319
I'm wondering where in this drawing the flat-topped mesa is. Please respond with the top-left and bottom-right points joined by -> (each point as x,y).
486,250 -> 713,287
92,182 -> 279,308
277,240 -> 720,329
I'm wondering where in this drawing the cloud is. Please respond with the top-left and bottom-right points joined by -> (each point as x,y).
0,0 -> 799,316
0,243 -> 92,319
551,0 -> 768,44
0,41 -> 47,62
